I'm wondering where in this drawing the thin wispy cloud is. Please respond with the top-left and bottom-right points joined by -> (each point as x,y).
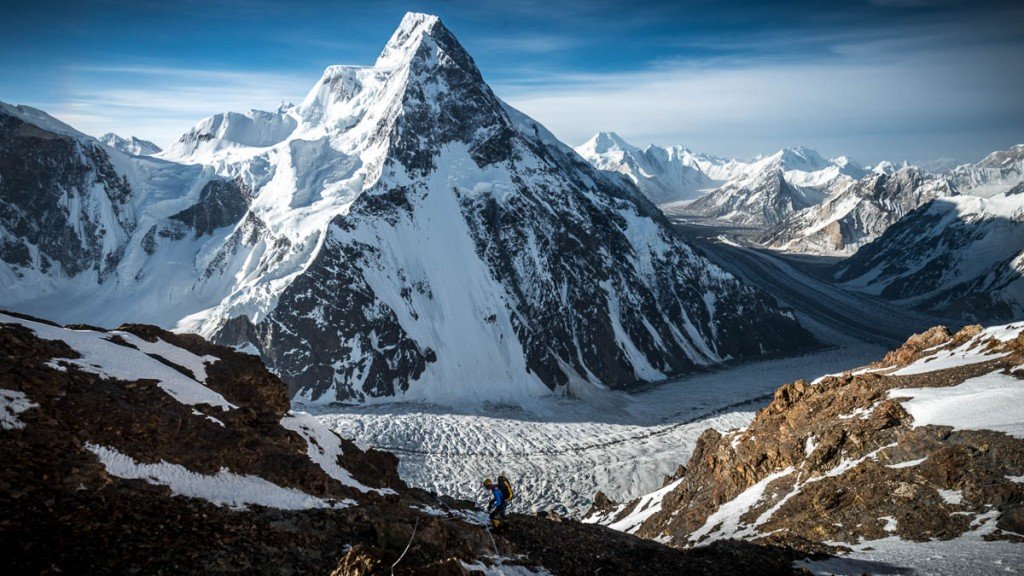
469,34 -> 583,54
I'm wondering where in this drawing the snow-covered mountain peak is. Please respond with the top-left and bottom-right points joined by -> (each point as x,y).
946,143 -> 1024,198
976,143 -> 1024,169
0,13 -> 814,406
99,133 -> 162,156
374,12 -> 451,70
162,108 -> 298,161
0,102 -> 93,142
574,133 -> 717,203
579,132 -> 635,156
293,64 -> 385,130
769,146 -> 829,172
829,155 -> 865,174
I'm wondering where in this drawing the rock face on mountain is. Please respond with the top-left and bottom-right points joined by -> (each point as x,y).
0,107 -> 135,285
99,132 -> 162,156
835,193 -> 1024,322
574,132 -> 717,204
587,323 -> 1024,552
760,167 -> 954,255
683,147 -> 860,227
0,311 -> 813,575
0,13 -> 814,405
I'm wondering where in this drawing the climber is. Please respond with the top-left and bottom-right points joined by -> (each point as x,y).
483,476 -> 513,528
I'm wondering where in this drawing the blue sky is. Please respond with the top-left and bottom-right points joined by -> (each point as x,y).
2,0 -> 1021,164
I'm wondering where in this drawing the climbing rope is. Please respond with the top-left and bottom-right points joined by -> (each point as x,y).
390,516 -> 419,576
485,524 -> 498,556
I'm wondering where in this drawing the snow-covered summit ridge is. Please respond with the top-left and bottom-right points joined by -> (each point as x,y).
575,132 -> 867,209
0,102 -> 93,141
374,12 -> 443,69
577,132 -> 636,157
100,133 -> 162,156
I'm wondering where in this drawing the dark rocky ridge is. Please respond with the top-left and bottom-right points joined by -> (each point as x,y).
0,311 -> 816,575
169,177 -> 252,237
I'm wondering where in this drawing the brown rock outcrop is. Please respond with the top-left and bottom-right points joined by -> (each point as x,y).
599,323 -> 1024,552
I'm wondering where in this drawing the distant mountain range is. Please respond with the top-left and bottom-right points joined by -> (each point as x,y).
578,134 -> 1023,258
835,192 -> 1024,322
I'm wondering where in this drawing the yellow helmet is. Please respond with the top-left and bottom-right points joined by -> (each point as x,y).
483,478 -> 492,486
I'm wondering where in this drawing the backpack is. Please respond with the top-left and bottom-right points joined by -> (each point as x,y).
497,475 -> 514,501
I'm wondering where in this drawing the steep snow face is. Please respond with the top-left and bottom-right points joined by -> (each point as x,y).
574,133 -> 717,204
100,133 -> 162,156
0,13 -> 813,405
684,147 -> 865,227
760,167 -> 955,255
836,193 -> 1024,322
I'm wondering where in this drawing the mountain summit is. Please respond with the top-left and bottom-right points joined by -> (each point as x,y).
0,13 -> 813,404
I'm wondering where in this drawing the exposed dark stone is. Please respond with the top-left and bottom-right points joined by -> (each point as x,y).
169,178 -> 251,237
0,111 -> 135,278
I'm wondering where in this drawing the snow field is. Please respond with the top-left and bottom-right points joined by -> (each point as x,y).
795,509 -> 1024,576
890,370 -> 1024,439
1,313 -> 234,411
87,443 -> 353,511
281,411 -> 394,494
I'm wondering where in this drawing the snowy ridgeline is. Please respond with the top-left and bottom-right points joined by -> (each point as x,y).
834,193 -> 1024,322
0,312 -> 386,511
582,322 -> 1024,575
576,132 -> 1024,259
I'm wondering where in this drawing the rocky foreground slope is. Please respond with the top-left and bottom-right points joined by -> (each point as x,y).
588,322 -> 1024,555
0,311 -> 814,575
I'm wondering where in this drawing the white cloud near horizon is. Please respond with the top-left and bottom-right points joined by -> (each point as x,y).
498,43 -> 1024,164
42,64 -> 313,148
